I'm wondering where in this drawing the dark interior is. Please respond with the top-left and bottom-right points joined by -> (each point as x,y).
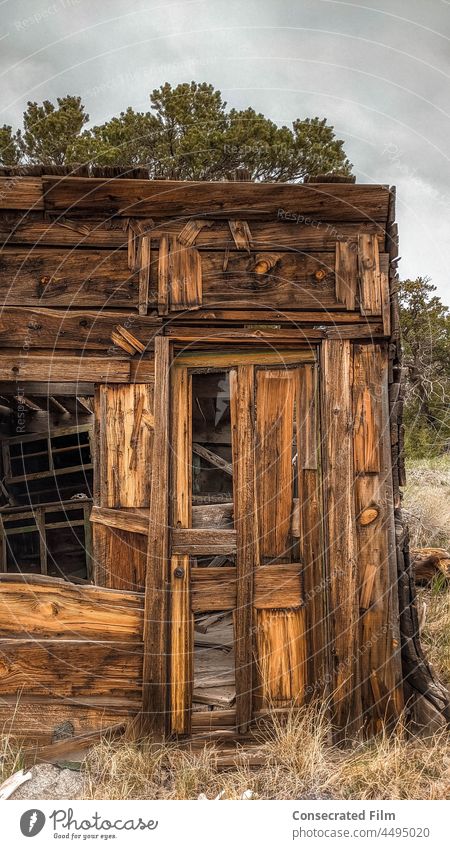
0,383 -> 94,582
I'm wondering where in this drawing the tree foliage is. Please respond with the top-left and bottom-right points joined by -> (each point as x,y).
1,82 -> 352,181
0,125 -> 21,166
399,277 -> 450,457
16,96 -> 89,165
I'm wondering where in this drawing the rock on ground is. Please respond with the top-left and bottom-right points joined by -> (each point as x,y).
9,763 -> 84,800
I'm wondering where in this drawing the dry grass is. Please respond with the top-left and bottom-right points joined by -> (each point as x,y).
403,455 -> 450,687
418,581 -> 450,689
326,727 -> 450,800
81,704 -> 450,801
403,456 -> 450,549
0,732 -> 24,786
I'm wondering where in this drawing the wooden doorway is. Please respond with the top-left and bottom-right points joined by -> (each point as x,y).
168,347 -> 323,736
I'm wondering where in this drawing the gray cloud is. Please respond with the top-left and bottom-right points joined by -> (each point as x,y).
1,0 -> 449,299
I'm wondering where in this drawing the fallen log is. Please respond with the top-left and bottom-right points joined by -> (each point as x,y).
411,547 -> 450,584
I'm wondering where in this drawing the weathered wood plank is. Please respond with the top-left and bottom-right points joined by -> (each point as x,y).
151,220 -> 386,251
0,575 -> 143,641
190,567 -> 236,612
90,505 -> 148,535
0,213 -> 127,248
297,363 -> 318,470
228,220 -> 253,250
0,353 -> 131,382
177,219 -> 212,247
358,234 -> 382,316
141,336 -> 171,735
0,699 -> 134,748
167,237 -> 202,311
166,326 -> 326,343
175,349 -> 316,368
170,365 -> 192,734
92,524 -> 147,593
192,566 -> 304,613
0,248 -> 138,306
192,442 -> 232,476
138,235 -> 151,315
353,365 -> 380,474
172,529 -> 237,554
321,339 -> 362,734
335,240 -> 358,310
165,251 -> 339,310
0,640 -> 142,702
254,565 -> 302,609
157,234 -> 169,315
191,502 -> 233,529
172,308 -> 367,323
42,178 -> 390,222
0,214 -> 384,251
0,178 -> 44,210
171,366 -> 191,533
255,369 -> 295,560
170,555 -> 192,734
230,365 -> 256,732
353,343 -> 403,728
296,365 -> 328,697
154,250 -> 389,312
98,383 -> 153,508
255,608 -> 306,706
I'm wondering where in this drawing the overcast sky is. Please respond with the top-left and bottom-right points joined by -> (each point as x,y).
1,0 -> 449,301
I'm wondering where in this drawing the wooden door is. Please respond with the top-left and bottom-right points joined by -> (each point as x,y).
169,349 -> 322,735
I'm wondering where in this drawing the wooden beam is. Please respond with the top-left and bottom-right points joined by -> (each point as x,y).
175,349 -> 315,368
42,177 -> 390,222
192,442 -> 232,476
0,382 -> 95,396
0,214 -> 384,251
0,308 -> 160,350
0,354 -> 132,382
141,336 -> 171,736
48,396 -> 70,415
0,355 -> 154,385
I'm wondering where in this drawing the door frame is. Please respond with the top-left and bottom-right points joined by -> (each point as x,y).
166,342 -> 320,737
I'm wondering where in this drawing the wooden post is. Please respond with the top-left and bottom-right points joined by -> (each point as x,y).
353,343 -> 403,730
170,366 -> 193,734
321,339 -> 362,736
141,336 -> 171,736
297,363 -> 329,697
230,365 -> 256,733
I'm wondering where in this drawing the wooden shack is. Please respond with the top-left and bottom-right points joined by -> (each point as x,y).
0,169 -> 447,760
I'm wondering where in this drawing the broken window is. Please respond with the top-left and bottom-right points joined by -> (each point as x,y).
0,387 -> 94,580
